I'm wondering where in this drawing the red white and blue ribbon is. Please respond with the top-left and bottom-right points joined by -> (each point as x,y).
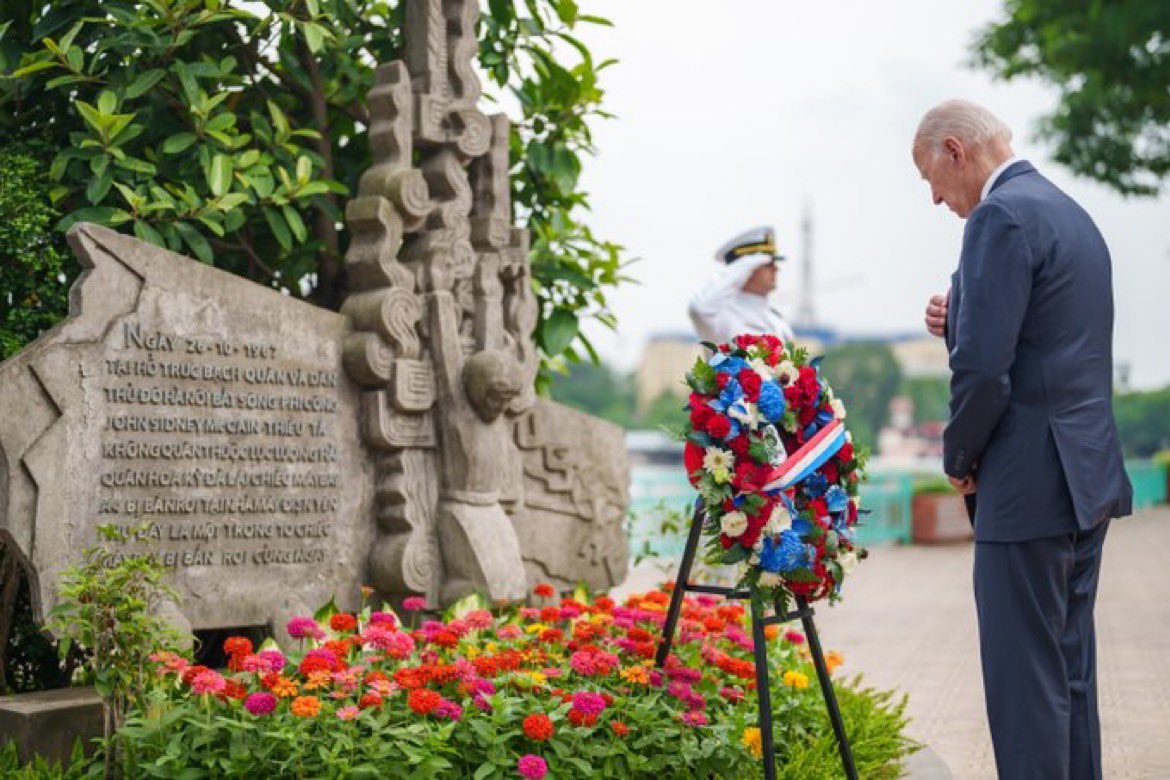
759,418 -> 847,493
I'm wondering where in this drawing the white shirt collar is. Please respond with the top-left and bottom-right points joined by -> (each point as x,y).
981,156 -> 1023,201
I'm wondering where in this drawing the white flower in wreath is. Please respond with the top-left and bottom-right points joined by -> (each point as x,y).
758,571 -> 783,588
775,360 -> 798,386
720,510 -> 749,537
838,551 -> 859,574
765,503 -> 793,534
728,400 -> 762,430
702,447 -> 734,483
830,397 -> 848,419
748,553 -> 760,566
748,357 -> 775,381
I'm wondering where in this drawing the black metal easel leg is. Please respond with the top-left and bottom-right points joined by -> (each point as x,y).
653,505 -> 856,779
750,597 -> 778,780
797,596 -> 859,780
654,502 -> 703,668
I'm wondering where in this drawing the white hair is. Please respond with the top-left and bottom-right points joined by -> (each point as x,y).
913,100 -> 1012,158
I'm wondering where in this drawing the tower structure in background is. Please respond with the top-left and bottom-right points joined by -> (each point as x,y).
797,201 -> 816,328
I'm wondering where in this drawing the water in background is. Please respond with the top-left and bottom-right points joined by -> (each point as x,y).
628,459 -> 916,559
627,434 -> 1166,560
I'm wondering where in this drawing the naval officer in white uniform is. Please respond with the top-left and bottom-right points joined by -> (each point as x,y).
687,226 -> 794,344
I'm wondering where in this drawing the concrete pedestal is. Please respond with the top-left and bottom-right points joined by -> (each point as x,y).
0,687 -> 104,767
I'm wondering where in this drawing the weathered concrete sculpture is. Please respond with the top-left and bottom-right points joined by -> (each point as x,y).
343,0 -> 627,606
0,0 -> 629,640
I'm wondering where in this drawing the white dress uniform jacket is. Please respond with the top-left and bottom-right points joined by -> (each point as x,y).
687,254 -> 795,344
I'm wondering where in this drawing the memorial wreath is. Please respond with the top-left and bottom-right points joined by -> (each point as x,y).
683,333 -> 868,604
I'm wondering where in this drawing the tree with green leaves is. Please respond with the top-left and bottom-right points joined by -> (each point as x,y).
0,140 -> 76,360
0,0 -> 626,380
820,342 -> 903,452
974,1 -> 1170,195
1113,386 -> 1170,456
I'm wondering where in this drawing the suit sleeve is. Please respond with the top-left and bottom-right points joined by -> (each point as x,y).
944,203 -> 1033,480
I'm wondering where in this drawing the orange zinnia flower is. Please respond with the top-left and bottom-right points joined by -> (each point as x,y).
290,696 -> 320,717
269,676 -> 300,698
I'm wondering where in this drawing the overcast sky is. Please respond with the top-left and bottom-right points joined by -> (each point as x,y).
569,0 -> 1170,389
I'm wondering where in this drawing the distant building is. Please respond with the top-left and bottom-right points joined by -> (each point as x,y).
878,396 -> 944,460
634,332 -> 702,412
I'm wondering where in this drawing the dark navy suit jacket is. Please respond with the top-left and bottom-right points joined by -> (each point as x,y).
944,161 -> 1132,542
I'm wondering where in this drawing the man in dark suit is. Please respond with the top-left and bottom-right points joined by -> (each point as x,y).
913,99 -> 1132,779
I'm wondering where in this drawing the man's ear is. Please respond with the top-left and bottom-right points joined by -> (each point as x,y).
944,136 -> 964,165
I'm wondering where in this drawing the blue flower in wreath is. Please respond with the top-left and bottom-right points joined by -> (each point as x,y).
758,530 -> 811,574
709,377 -> 743,413
825,485 -> 849,514
757,381 -> 786,422
802,472 -> 828,499
710,354 -> 749,377
791,514 -> 814,537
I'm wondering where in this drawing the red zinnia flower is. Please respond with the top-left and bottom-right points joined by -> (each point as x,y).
223,637 -> 252,658
298,655 -> 332,676
610,721 -> 630,737
522,713 -> 555,742
567,709 -> 598,727
407,689 -> 442,715
533,583 -> 556,598
330,613 -> 358,633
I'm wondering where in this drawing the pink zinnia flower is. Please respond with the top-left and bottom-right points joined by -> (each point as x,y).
570,691 -> 607,717
258,649 -> 287,673
402,596 -> 428,612
240,654 -> 269,673
496,624 -> 522,640
244,692 -> 277,716
517,754 -> 548,780
570,651 -> 601,676
472,694 -> 493,712
519,607 -> 541,621
680,710 -> 708,727
720,686 -> 745,703
150,651 -> 189,677
465,610 -> 493,629
336,705 -> 360,721
434,699 -> 463,721
190,670 -> 226,695
368,610 -> 397,628
785,630 -> 805,645
286,617 -> 325,640
666,665 -> 702,684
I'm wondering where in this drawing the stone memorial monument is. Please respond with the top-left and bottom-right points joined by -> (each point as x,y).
0,0 -> 629,646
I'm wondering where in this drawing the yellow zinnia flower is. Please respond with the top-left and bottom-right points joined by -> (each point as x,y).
783,670 -> 810,689
741,727 -> 763,758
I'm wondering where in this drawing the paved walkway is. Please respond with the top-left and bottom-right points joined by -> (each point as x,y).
617,507 -> 1170,779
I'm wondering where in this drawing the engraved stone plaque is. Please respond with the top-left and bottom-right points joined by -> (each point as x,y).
0,224 -> 373,636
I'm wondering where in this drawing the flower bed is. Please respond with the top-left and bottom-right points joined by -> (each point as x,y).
114,585 -> 914,779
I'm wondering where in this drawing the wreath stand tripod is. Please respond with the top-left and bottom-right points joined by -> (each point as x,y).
654,502 -> 859,780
